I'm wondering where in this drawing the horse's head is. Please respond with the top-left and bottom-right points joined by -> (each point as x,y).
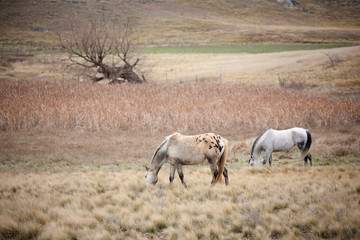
145,167 -> 158,186
249,155 -> 255,167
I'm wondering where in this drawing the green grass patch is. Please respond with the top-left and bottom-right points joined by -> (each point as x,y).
140,43 -> 353,54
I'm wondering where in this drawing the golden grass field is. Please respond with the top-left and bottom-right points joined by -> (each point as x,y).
1,166 -> 359,240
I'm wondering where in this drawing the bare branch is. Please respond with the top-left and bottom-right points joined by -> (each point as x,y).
59,18 -> 146,84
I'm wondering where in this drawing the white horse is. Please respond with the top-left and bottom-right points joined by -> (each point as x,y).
145,132 -> 229,187
249,128 -> 312,166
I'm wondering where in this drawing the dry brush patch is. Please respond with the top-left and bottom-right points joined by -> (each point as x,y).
1,80 -> 359,132
0,166 -> 359,240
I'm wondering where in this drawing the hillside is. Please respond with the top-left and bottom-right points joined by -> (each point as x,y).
1,0 -> 360,54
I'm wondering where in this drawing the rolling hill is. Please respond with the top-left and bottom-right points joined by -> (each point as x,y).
0,0 -> 360,54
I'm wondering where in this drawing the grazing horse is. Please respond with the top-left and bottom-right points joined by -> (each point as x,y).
249,128 -> 312,166
145,132 -> 229,187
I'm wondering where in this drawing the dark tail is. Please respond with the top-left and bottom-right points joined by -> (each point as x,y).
301,130 -> 312,158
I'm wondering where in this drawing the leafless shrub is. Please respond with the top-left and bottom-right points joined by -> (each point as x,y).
323,53 -> 343,68
278,74 -> 309,90
58,18 -> 146,84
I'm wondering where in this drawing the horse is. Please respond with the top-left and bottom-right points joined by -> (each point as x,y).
249,127 -> 312,166
145,132 -> 229,187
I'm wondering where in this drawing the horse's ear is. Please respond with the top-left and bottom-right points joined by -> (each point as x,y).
145,166 -> 149,171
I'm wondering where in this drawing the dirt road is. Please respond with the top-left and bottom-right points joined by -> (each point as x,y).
145,46 -> 360,93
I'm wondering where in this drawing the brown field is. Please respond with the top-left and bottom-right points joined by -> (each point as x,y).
1,80 -> 359,132
1,0 -> 360,52
1,52 -> 360,239
1,46 -> 359,97
1,79 -> 360,239
1,166 -> 359,240
1,1 -> 360,239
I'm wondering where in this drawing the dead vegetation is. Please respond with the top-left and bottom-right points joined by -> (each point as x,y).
0,80 -> 359,132
0,67 -> 359,239
1,0 -> 360,54
1,1 -> 360,239
59,18 -> 146,84
0,166 -> 359,239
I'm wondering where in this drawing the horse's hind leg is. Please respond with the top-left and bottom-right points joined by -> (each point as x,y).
304,153 -> 312,166
169,164 -> 175,183
176,165 -> 187,188
209,162 -> 218,184
223,167 -> 229,185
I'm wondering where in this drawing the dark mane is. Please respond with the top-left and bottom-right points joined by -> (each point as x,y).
250,129 -> 270,157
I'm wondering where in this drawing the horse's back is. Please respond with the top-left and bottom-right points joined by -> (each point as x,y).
166,132 -> 226,165
290,128 -> 309,141
267,128 -> 307,151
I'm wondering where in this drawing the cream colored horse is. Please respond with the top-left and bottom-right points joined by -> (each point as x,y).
145,132 -> 229,187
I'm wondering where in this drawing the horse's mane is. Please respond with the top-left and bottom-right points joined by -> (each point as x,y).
149,138 -> 168,168
150,139 -> 167,164
250,129 -> 270,157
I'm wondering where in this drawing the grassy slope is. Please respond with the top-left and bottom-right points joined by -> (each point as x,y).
0,0 -> 360,54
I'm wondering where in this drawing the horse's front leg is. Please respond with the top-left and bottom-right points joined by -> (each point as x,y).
169,164 -> 175,183
176,165 -> 187,188
263,150 -> 272,166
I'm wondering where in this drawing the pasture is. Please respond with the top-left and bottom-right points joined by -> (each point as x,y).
140,43 -> 351,54
0,166 -> 359,240
1,0 -> 360,239
0,77 -> 360,239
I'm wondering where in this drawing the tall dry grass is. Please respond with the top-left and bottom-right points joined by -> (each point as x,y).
0,166 -> 359,240
0,80 -> 359,132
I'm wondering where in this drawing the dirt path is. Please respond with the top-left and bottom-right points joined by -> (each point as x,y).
145,46 -> 360,93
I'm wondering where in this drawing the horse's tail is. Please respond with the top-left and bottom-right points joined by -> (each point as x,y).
301,130 -> 312,159
212,139 -> 228,186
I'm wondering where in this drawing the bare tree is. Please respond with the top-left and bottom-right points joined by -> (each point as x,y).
59,18 -> 146,84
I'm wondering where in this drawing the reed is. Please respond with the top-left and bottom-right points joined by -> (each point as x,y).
1,80 -> 359,132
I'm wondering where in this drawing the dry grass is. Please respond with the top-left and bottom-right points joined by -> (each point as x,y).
1,1 -> 360,238
0,166 -> 359,239
0,126 -> 359,174
1,0 -> 360,52
3,46 -> 360,97
1,80 -> 359,132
